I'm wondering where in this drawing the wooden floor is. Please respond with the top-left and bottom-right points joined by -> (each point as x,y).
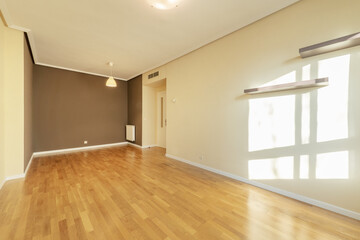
0,146 -> 359,240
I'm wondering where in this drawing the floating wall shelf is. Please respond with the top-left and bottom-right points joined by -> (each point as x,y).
244,78 -> 328,94
300,32 -> 360,58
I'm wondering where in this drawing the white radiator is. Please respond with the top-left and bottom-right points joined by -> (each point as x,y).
126,125 -> 135,141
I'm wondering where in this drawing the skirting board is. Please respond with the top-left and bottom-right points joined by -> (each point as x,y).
0,154 -> 34,190
0,173 -> 26,190
33,142 -> 128,157
127,142 -> 158,149
143,145 -> 159,148
165,153 -> 360,220
0,179 -> 4,190
24,153 -> 35,176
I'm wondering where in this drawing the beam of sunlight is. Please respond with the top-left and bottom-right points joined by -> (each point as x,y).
302,64 -> 311,81
299,155 -> 309,179
248,157 -> 294,180
316,151 -> 349,179
301,93 -> 310,144
317,55 -> 350,143
249,95 -> 295,152
260,71 -> 296,87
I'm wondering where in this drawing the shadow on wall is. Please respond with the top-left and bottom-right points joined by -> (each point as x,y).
247,54 -> 352,180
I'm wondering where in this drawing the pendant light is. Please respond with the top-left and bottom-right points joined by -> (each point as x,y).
106,62 -> 117,87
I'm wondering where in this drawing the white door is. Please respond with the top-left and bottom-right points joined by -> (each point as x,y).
157,91 -> 166,148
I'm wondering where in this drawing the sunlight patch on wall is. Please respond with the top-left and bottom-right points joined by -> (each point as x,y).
249,95 -> 295,152
302,64 -> 311,81
248,157 -> 294,180
260,71 -> 296,87
316,151 -> 349,179
317,55 -> 350,143
301,93 -> 310,144
299,155 -> 309,179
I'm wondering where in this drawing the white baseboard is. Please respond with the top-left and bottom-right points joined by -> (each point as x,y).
33,142 -> 128,157
24,153 -> 35,176
0,169 -> 26,191
165,153 -> 360,220
127,142 -> 143,148
142,144 -> 158,148
128,142 -> 158,149
0,179 -> 5,190
5,174 -> 26,181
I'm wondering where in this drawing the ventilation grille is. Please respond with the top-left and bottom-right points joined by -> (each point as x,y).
148,71 -> 159,79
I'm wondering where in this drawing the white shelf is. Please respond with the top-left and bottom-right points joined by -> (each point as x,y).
244,78 -> 328,94
300,32 -> 360,58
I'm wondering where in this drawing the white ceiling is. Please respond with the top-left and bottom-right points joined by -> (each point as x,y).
0,0 -> 299,80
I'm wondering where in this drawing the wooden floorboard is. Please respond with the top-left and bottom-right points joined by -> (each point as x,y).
0,146 -> 359,240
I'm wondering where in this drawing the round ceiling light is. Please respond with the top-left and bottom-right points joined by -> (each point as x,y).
148,0 -> 180,10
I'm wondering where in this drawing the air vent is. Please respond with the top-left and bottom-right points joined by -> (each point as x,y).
148,71 -> 159,79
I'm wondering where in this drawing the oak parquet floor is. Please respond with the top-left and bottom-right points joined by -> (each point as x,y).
0,146 -> 359,239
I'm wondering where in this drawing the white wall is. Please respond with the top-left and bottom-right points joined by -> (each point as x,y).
142,75 -> 166,147
0,17 -> 25,184
142,85 -> 157,146
0,16 -> 5,184
144,0 -> 360,214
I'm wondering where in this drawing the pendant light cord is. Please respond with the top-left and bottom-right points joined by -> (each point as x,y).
108,62 -> 114,78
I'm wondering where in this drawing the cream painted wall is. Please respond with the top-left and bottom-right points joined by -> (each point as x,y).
0,17 -> 25,181
142,85 -> 157,147
145,0 -> 360,213
24,38 -> 33,170
0,16 -> 5,184
142,80 -> 166,147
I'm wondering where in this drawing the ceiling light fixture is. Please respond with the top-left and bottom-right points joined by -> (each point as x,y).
106,62 -> 117,87
148,0 -> 180,10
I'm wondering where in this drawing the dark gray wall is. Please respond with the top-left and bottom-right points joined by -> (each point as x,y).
127,75 -> 142,146
24,36 -> 33,169
33,65 -> 128,151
